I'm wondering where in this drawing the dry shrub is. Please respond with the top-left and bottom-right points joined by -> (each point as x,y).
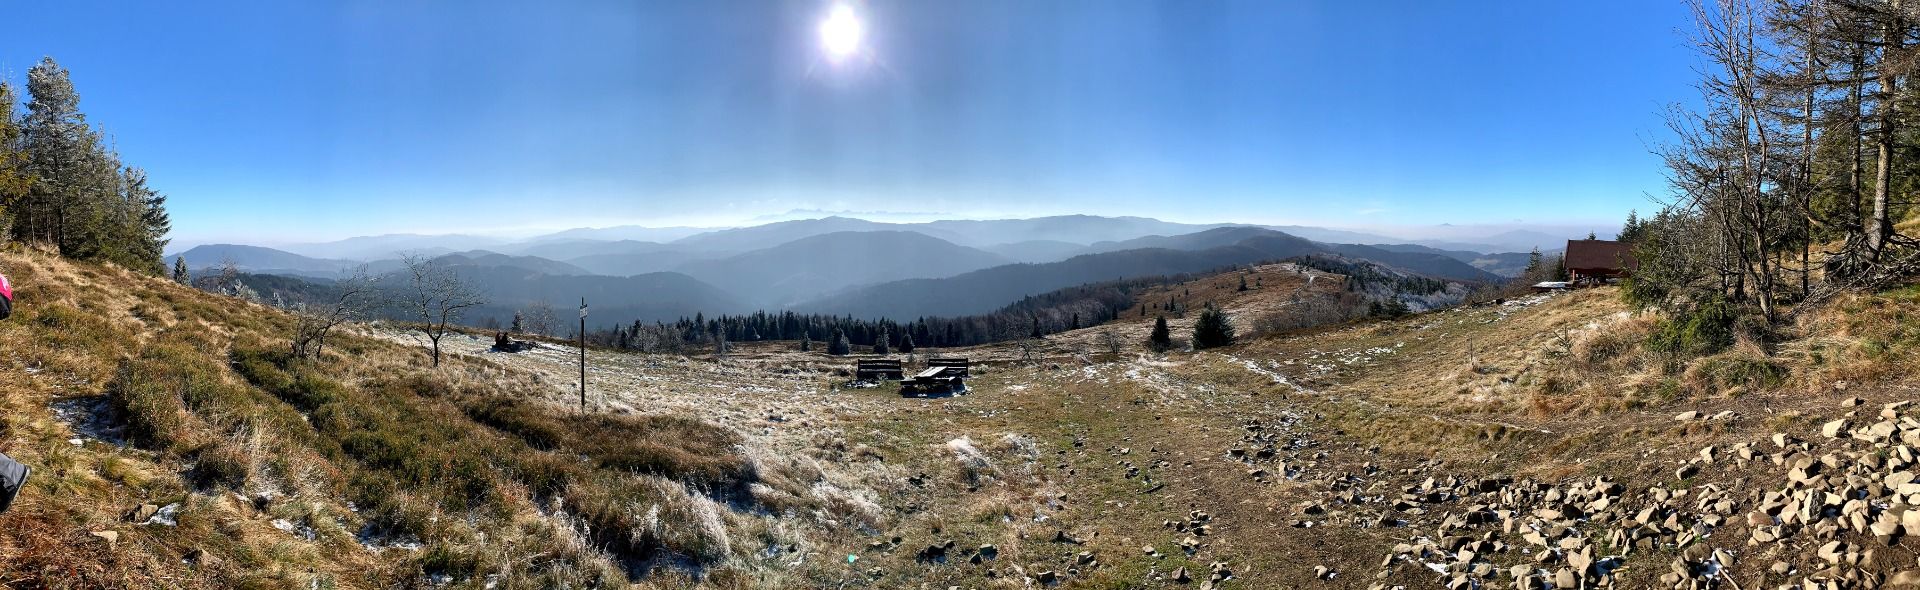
1683,353 -> 1788,397
1568,313 -> 1656,374
464,396 -> 750,491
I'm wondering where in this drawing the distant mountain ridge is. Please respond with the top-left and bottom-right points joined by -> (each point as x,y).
676,231 -> 1010,308
173,244 -> 358,277
795,227 -> 1500,319
191,214 -> 1583,328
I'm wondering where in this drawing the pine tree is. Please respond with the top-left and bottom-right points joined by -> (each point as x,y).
1238,275 -> 1249,291
873,331 -> 890,355
0,82 -> 30,237
1030,317 -> 1043,339
125,166 -> 169,274
9,58 -> 167,270
1191,305 -> 1236,349
1149,315 -> 1172,351
20,57 -> 109,254
172,256 -> 189,284
511,310 -> 524,333
800,331 -> 813,352
1618,210 -> 1645,244
899,334 -> 915,354
827,328 -> 851,356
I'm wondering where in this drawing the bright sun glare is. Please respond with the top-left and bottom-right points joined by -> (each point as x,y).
818,4 -> 864,62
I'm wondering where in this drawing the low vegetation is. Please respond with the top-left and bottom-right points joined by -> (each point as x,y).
0,246 -> 846,588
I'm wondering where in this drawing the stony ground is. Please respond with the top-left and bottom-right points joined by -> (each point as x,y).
350,277 -> 1920,589
12,247 -> 1920,589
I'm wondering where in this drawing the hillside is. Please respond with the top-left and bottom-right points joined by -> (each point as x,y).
430,263 -> 747,328
10,246 -> 1920,589
798,230 -> 1494,319
666,216 -> 969,253
505,239 -> 673,262
980,239 -> 1088,263
279,233 -> 508,260
679,231 -> 1011,308
431,251 -> 593,276
172,244 -> 357,277
0,247 -> 846,588
563,249 -> 724,277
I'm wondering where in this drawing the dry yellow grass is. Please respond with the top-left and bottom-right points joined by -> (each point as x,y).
10,240 -> 1920,588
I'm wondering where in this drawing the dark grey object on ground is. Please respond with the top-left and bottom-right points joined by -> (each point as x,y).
0,452 -> 28,514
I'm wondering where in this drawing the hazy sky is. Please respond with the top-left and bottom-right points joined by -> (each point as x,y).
1,1 -> 1696,245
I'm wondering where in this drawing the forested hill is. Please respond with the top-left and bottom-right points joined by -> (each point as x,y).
0,58 -> 172,275
796,230 -> 1496,319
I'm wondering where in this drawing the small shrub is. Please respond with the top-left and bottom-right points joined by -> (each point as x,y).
1687,355 -> 1788,394
1648,296 -> 1737,359
1191,306 -> 1236,349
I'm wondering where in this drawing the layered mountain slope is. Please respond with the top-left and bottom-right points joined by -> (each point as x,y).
172,244 -> 356,276
677,230 -> 1010,307
800,229 -> 1495,318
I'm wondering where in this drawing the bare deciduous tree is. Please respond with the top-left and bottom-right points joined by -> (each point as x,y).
397,254 -> 485,367
524,301 -> 556,337
291,266 -> 377,359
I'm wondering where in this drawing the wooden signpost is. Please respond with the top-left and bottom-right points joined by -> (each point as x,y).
579,298 -> 588,412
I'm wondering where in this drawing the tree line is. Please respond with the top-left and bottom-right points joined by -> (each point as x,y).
576,272 -> 1231,354
0,57 -> 170,274
1634,0 -> 1918,335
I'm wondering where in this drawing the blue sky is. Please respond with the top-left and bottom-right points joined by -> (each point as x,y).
1,1 -> 1697,245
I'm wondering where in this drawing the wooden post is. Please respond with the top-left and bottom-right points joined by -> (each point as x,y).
579,298 -> 587,412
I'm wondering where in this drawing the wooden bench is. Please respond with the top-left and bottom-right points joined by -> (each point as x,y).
901,357 -> 969,396
855,359 -> 904,381
926,357 -> 969,377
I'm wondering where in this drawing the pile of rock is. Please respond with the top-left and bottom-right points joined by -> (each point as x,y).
1345,398 -> 1920,589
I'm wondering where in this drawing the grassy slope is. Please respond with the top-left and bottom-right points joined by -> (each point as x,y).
9,244 -> 1920,588
0,247 -> 842,589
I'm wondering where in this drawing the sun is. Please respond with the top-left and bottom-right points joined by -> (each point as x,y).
818,4 -> 865,62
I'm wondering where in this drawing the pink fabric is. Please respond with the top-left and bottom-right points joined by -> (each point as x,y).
0,273 -> 10,301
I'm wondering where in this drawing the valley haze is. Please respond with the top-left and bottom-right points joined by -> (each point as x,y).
171,214 -> 1580,327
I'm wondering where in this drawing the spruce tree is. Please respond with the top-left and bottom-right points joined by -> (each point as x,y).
800,331 -> 812,352
1149,315 -> 1172,351
0,82 -> 30,235
9,58 -> 167,271
873,331 -> 890,355
1191,306 -> 1236,349
1618,210 -> 1645,244
899,334 -> 915,354
827,328 -> 851,355
172,256 -> 189,284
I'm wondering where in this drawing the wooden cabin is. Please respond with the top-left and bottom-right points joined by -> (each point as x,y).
1563,239 -> 1637,284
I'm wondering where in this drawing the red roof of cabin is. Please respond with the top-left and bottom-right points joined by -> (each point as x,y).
1563,239 -> 1636,271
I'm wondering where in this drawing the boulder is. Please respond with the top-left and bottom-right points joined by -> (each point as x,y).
126,504 -> 161,523
1824,419 -> 1851,439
